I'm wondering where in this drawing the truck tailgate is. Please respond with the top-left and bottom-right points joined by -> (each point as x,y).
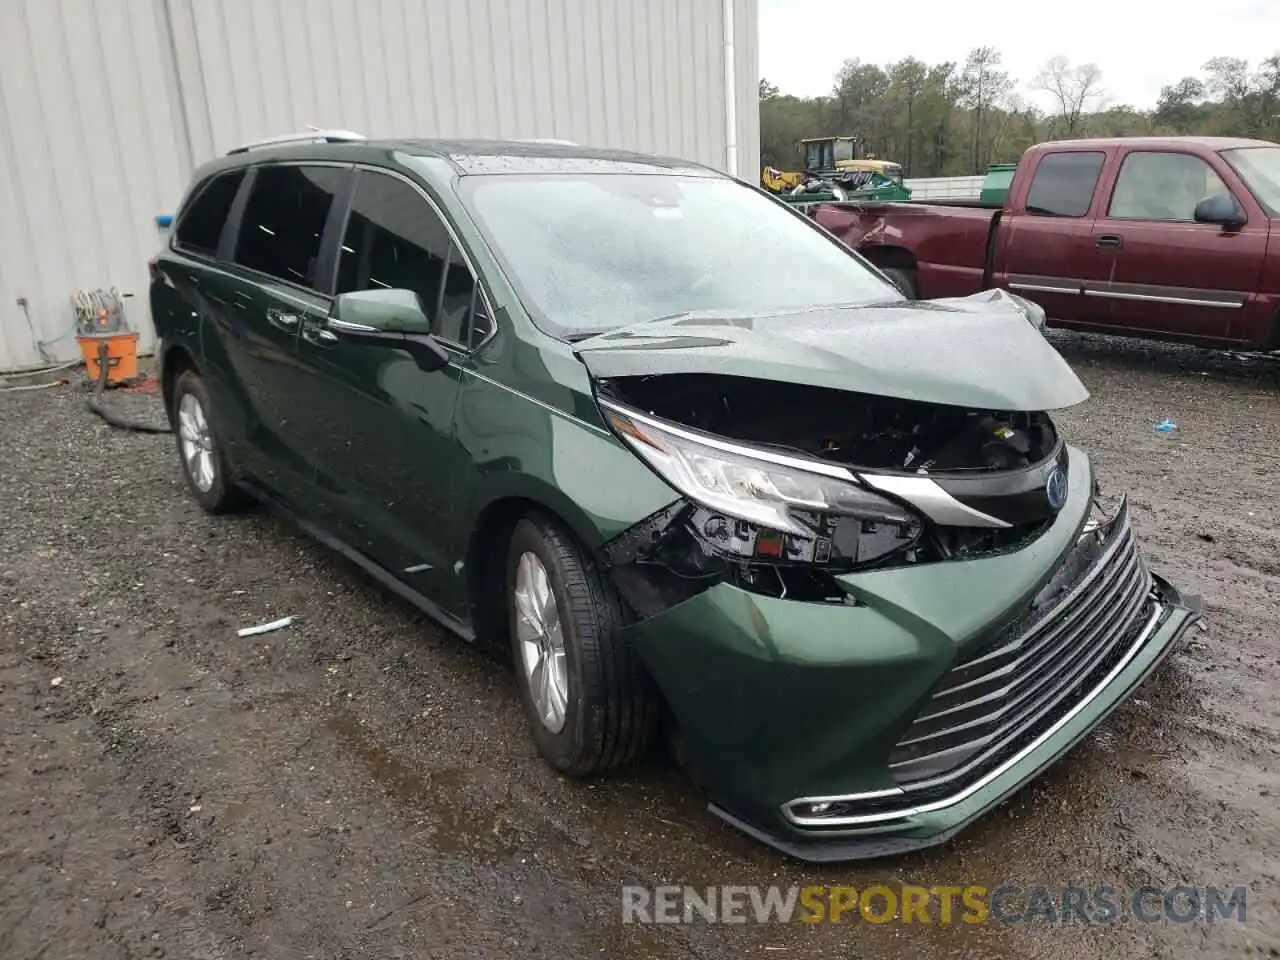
809,202 -> 1001,299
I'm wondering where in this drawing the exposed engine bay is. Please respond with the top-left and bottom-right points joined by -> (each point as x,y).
599,373 -> 1059,473
596,374 -> 1071,611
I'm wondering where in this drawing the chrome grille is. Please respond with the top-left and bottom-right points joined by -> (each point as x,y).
888,500 -> 1152,793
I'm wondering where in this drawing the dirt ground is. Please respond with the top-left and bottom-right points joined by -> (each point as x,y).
1,332 -> 1277,960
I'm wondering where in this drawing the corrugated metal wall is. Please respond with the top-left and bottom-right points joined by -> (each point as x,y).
0,0 -> 191,373
0,0 -> 759,373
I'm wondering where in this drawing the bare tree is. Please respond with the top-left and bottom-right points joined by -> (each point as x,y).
1034,55 -> 1106,137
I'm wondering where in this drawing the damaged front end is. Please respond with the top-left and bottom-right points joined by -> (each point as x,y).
586,377 -> 1202,859
594,373 -> 1072,615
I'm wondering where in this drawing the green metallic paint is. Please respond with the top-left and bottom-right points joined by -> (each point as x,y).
617,447 -> 1098,826
332,288 -> 432,333
713,575 -> 1197,860
574,298 -> 1091,412
448,330 -> 682,567
875,578 -> 1195,840
152,138 -> 1200,860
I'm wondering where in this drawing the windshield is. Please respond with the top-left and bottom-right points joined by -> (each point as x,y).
458,173 -> 900,339
1222,146 -> 1280,217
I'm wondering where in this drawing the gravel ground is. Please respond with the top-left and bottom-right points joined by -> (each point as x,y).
1,332 -> 1277,960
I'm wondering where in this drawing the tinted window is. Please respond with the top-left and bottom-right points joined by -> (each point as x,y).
234,165 -> 347,287
1109,152 -> 1231,221
1025,152 -> 1105,217
336,172 -> 466,337
174,170 -> 245,256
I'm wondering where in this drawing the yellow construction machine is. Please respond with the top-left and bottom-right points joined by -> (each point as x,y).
761,136 -> 904,194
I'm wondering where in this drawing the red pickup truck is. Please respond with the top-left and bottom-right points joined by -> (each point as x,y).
810,137 -> 1280,352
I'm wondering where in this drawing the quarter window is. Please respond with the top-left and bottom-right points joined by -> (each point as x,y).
234,165 -> 347,287
1108,152 -> 1231,221
1025,151 -> 1105,217
336,172 -> 477,344
437,247 -> 477,344
174,170 -> 245,256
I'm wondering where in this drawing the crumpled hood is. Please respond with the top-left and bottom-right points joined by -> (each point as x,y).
573,289 -> 1089,411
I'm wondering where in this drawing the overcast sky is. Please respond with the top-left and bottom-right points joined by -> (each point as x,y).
759,0 -> 1278,110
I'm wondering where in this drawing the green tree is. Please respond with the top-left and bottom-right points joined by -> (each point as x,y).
888,58 -> 928,174
754,48 -> 1280,183
959,47 -> 1012,170
1154,77 -> 1207,133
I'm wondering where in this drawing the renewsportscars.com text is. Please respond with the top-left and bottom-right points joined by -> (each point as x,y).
621,884 -> 1249,926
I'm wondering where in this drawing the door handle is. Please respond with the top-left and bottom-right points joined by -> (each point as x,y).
1095,235 -> 1124,249
267,308 -> 301,331
302,322 -> 338,346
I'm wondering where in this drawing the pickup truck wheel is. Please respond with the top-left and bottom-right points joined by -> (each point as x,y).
171,370 -> 248,514
882,267 -> 918,299
507,512 -> 656,775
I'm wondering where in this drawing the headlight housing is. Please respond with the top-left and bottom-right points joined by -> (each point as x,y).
601,401 -> 918,538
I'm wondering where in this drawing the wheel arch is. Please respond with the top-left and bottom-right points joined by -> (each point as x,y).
463,484 -> 606,652
460,466 -> 679,650
859,244 -> 918,274
160,342 -> 200,423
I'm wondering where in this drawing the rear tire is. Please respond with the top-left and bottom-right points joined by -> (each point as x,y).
882,267 -> 918,299
171,369 -> 248,514
506,512 -> 656,775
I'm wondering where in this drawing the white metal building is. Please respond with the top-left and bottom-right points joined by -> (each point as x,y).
0,0 -> 760,373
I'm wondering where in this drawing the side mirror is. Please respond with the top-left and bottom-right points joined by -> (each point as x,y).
1193,194 -> 1245,230
328,288 -> 449,373
332,288 -> 432,334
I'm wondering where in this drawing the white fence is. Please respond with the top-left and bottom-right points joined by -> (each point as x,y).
903,175 -> 985,201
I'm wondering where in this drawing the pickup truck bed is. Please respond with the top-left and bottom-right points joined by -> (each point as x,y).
807,137 -> 1280,352
813,202 -> 1003,300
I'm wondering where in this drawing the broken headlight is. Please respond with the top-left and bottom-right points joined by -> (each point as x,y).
601,400 -> 920,539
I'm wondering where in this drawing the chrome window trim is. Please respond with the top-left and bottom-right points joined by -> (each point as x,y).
348,163 -> 499,355
1082,289 -> 1243,308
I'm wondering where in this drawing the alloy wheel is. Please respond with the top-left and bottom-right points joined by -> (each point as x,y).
177,392 -> 215,493
514,551 -> 569,734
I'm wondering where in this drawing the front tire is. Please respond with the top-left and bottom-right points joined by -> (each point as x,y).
171,370 -> 247,514
506,512 -> 656,775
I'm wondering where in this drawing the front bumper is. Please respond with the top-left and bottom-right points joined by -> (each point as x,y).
619,447 -> 1202,861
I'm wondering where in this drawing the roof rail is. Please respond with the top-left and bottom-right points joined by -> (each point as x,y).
513,137 -> 579,146
226,128 -> 367,155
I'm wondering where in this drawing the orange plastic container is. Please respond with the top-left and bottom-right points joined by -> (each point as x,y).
78,330 -> 139,385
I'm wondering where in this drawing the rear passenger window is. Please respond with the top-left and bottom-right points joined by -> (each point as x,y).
234,165 -> 347,287
336,171 -> 477,344
1025,152 -> 1105,218
174,170 -> 245,256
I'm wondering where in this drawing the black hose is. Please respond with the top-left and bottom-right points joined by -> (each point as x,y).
86,341 -> 172,434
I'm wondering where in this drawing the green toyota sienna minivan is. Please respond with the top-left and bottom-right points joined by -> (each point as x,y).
150,133 -> 1201,861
